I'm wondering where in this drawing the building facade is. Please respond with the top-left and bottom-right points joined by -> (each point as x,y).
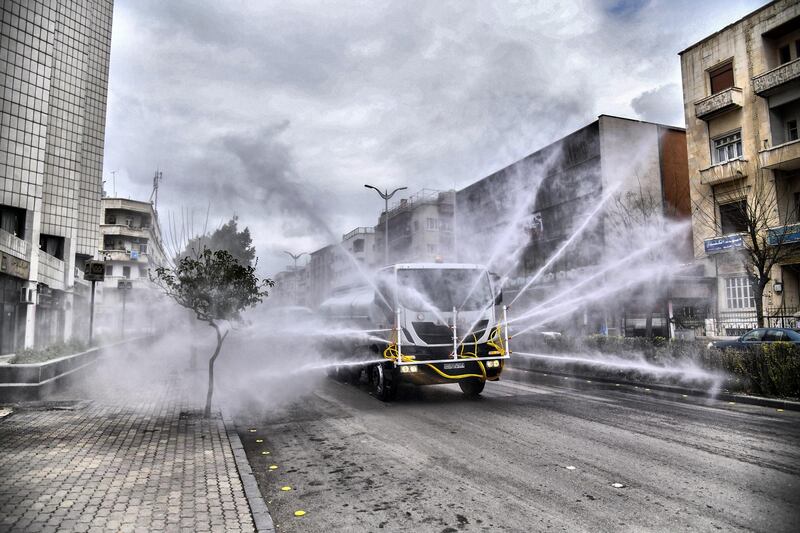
95,198 -> 167,337
374,189 -> 455,266
680,0 -> 800,335
0,0 -> 114,352
457,115 -> 695,337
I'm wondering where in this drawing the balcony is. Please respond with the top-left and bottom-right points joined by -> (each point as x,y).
699,158 -> 747,186
0,228 -> 30,260
767,223 -> 800,246
100,249 -> 149,263
37,251 -> 65,290
758,139 -> 800,170
694,87 -> 743,121
704,234 -> 745,255
100,224 -> 150,238
753,57 -> 800,96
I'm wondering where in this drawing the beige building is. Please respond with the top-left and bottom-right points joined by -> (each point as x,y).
374,189 -> 455,266
681,0 -> 800,334
96,198 -> 167,337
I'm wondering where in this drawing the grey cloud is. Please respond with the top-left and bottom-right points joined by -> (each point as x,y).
631,84 -> 684,127
104,0 -> 764,274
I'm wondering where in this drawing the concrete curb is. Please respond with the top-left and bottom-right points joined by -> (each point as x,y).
505,366 -> 800,411
220,412 -> 276,533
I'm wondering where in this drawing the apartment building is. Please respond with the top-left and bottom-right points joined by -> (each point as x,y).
457,115 -> 696,337
94,198 -> 167,337
0,0 -> 114,352
373,189 -> 456,266
680,0 -> 800,334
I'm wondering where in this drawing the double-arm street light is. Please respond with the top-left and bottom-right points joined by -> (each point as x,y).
364,184 -> 407,266
283,251 -> 308,304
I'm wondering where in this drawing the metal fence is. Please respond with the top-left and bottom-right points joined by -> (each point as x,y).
712,307 -> 800,336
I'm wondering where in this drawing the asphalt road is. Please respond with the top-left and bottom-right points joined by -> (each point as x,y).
235,370 -> 800,533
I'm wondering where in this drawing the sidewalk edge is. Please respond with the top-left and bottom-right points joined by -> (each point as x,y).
506,366 -> 800,411
220,413 -> 276,533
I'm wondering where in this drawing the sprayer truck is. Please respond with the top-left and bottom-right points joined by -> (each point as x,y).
318,263 -> 511,401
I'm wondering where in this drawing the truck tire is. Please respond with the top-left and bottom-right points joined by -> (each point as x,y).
459,378 -> 485,397
371,363 -> 398,402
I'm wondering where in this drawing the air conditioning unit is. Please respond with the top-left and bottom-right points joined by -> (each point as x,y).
19,287 -> 36,305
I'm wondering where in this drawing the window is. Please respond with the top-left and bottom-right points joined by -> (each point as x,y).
712,131 -> 742,163
105,214 -> 116,224
413,220 -> 419,232
779,45 -> 791,65
741,328 -> 765,341
726,276 -> 755,309
709,62 -> 734,94
39,234 -> 64,260
139,266 -> 147,278
122,266 -> 131,279
105,265 -> 113,276
764,329 -> 787,342
719,200 -> 748,234
426,218 -> 437,230
788,120 -> 799,142
794,192 -> 800,223
352,238 -> 364,253
427,244 -> 437,253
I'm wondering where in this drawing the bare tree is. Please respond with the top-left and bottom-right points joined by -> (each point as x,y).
692,173 -> 799,328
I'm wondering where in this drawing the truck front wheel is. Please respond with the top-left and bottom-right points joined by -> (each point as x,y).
371,363 -> 398,402
459,378 -> 485,397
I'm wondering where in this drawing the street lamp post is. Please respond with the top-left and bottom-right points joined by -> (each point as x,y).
364,184 -> 407,266
283,251 -> 308,304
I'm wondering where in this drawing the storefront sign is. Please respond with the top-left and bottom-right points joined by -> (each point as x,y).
767,223 -> 800,246
704,234 -> 744,254
0,251 -> 30,279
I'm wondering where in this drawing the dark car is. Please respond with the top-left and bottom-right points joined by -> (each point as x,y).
709,328 -> 800,350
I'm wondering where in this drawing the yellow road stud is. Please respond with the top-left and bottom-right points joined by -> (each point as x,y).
281,486 -> 292,491
249,428 -> 257,433
261,451 -> 270,455
294,510 -> 306,517
255,439 -> 263,443
269,465 -> 278,470
777,408 -> 784,412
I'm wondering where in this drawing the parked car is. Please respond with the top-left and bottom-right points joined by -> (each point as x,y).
708,328 -> 800,350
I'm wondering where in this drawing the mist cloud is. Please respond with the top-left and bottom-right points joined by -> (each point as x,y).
103,0 -> 763,274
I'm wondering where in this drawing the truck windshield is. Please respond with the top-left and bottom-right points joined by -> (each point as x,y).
397,269 -> 493,312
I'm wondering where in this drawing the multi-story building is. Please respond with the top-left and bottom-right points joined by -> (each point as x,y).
680,0 -> 800,334
374,189 -> 456,266
457,115 -> 696,337
96,198 -> 166,337
0,0 -> 114,352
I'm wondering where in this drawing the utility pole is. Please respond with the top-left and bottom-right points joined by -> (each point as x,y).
364,184 -> 407,266
283,251 -> 308,304
149,170 -> 163,210
117,280 -> 132,339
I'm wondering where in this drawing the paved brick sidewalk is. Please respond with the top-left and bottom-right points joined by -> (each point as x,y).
0,370 -> 255,532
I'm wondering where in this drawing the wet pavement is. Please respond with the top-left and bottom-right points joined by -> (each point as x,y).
0,345 -> 255,533
236,371 -> 800,532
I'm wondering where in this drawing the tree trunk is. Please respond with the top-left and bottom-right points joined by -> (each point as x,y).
754,279 -> 767,328
204,321 -> 229,418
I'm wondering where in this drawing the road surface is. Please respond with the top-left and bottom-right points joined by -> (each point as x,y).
234,370 -> 800,532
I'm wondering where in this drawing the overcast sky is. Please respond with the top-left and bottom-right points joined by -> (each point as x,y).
102,0 -> 764,274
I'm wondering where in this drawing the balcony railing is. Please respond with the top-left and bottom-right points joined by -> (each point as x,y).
694,87 -> 743,121
758,139 -> 800,170
0,228 -> 29,260
753,57 -> 800,96
767,223 -> 800,246
698,158 -> 747,186
37,251 -> 65,289
99,249 -> 149,262
342,227 -> 375,240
